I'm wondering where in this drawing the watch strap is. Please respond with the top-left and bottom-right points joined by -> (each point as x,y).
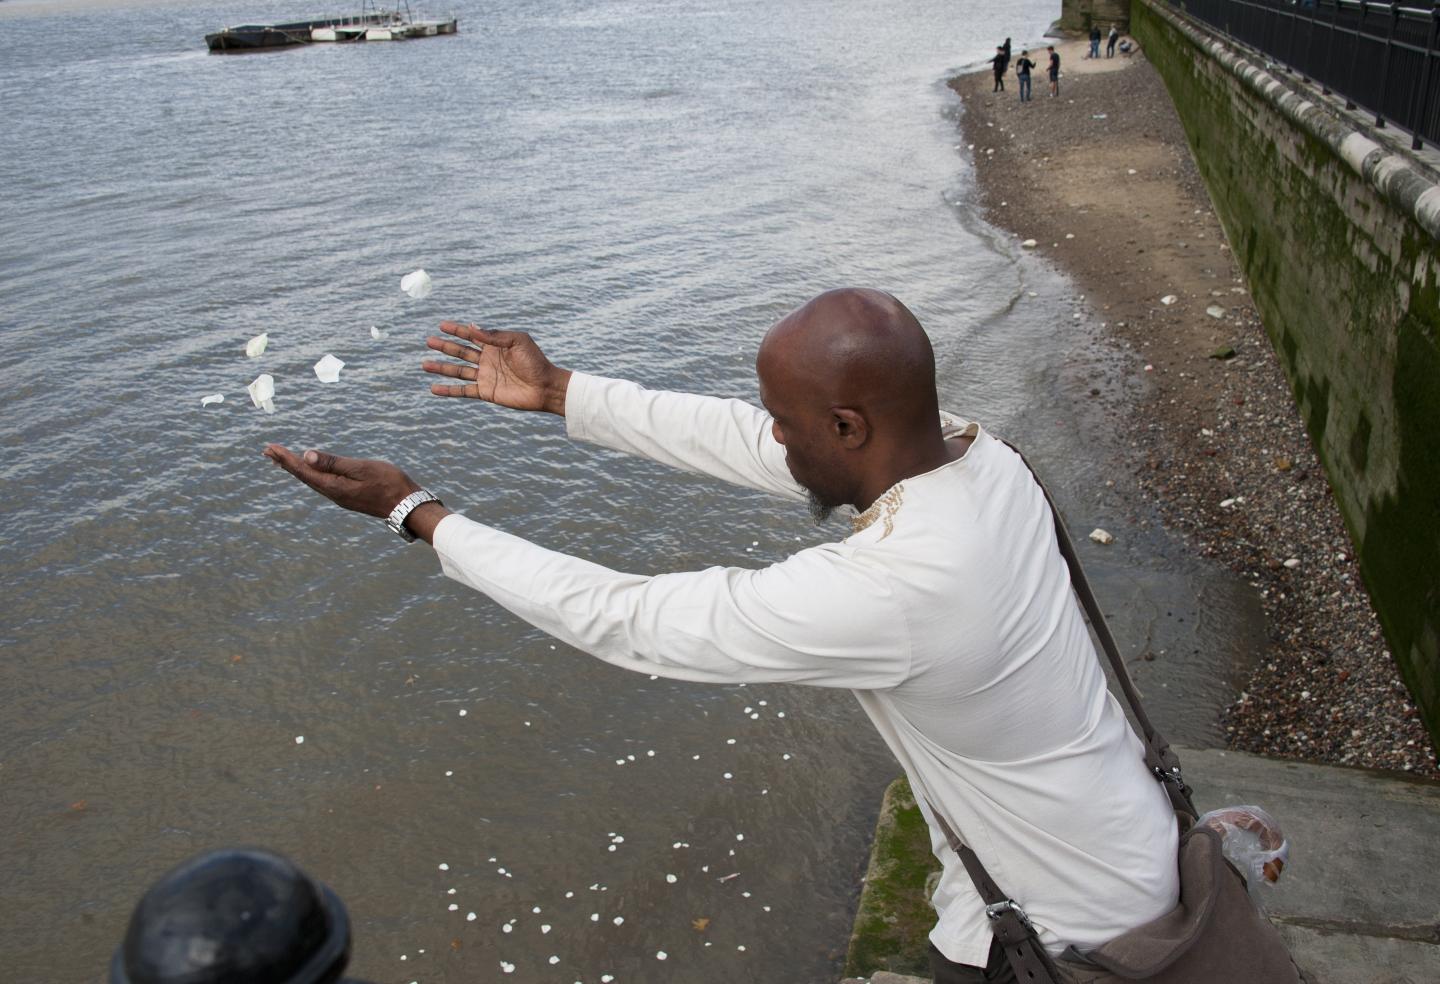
386,489 -> 441,542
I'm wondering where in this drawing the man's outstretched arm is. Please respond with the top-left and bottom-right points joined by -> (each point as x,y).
262,448 -> 908,688
422,322 -> 804,501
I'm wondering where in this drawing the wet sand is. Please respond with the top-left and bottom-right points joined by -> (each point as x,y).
949,39 -> 1437,776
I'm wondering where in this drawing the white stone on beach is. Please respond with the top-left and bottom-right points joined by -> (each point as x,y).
247,374 -> 275,413
313,354 -> 345,383
1284,558 -> 1301,568
438,863 -> 449,870
1021,239 -> 1038,248
1206,305 -> 1225,319
656,951 -> 668,961
1089,528 -> 1115,545
245,333 -> 268,358
294,735 -> 304,744
1160,295 -> 1177,305
665,874 -> 677,884
500,961 -> 515,974
613,916 -> 624,926
541,924 -> 551,934
458,709 -> 467,716
401,269 -> 434,299
466,912 -> 476,921
201,394 -> 224,407
548,956 -> 559,965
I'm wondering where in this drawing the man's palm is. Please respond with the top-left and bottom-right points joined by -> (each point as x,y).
424,322 -> 563,413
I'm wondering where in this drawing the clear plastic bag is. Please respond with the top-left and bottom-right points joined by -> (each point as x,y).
1197,805 -> 1288,886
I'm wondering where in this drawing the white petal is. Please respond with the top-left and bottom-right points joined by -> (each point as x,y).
400,269 -> 434,299
313,354 -> 345,383
247,374 -> 274,411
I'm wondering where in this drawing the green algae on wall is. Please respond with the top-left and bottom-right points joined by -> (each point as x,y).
1131,0 -> 1440,751
843,777 -> 941,979
1060,0 -> 1132,34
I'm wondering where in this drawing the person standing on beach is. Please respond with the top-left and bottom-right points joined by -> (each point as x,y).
1107,24 -> 1120,58
1014,50 -> 1035,103
991,45 -> 1007,92
263,287 -> 1181,984
1047,45 -> 1061,98
1088,25 -> 1101,59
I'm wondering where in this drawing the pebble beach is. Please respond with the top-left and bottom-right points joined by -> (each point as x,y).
950,39 -> 1437,777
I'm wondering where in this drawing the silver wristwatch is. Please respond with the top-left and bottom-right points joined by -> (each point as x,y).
385,489 -> 442,542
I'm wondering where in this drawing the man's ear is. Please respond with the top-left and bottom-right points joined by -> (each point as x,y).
832,408 -> 870,449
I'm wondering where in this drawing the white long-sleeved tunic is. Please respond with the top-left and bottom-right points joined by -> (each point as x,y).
433,372 -> 1179,967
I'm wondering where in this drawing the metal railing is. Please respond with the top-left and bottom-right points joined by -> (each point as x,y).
1167,1 -> 1440,149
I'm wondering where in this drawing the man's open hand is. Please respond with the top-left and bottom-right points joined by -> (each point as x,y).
263,445 -> 420,519
423,322 -> 572,415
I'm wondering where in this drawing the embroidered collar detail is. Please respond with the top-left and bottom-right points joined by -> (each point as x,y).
851,483 -> 905,539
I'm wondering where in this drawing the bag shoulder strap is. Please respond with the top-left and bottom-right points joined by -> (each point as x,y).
1002,439 -> 1197,818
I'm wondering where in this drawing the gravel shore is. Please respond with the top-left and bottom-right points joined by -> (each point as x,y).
949,40 -> 1436,777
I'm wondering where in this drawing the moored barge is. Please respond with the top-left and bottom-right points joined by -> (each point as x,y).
205,4 -> 457,53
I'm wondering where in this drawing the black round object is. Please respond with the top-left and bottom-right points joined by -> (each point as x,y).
110,848 -> 350,984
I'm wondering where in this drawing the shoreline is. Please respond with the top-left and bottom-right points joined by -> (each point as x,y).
948,40 -> 1437,777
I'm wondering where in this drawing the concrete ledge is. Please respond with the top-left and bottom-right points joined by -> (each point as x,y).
1143,0 -> 1440,241
843,751 -> 1440,982
842,777 -> 940,980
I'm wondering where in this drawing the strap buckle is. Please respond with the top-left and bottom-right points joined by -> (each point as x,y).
985,899 -> 1033,932
1153,765 -> 1187,787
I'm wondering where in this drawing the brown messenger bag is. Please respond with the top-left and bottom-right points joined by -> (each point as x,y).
927,447 -> 1304,983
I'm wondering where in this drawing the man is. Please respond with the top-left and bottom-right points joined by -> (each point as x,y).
264,289 -> 1179,982
1014,49 -> 1036,103
1047,44 -> 1061,98
1088,25 -> 1101,59
991,45 -> 1007,93
1107,24 -> 1120,58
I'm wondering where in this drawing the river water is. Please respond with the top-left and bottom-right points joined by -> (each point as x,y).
0,1 -> 1266,981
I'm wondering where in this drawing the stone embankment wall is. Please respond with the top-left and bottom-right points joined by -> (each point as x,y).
1131,0 -> 1440,748
1059,0 -> 1131,34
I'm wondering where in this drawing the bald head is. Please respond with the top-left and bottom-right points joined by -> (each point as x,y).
756,289 -> 947,516
758,288 -> 939,431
